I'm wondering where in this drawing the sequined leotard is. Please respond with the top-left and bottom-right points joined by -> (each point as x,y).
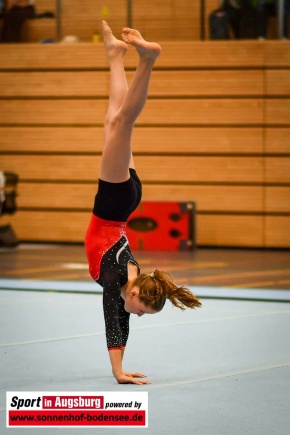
85,169 -> 142,350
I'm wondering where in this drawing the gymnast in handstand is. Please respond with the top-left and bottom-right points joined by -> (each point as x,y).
85,21 -> 201,385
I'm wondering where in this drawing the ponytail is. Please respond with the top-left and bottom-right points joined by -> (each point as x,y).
133,269 -> 202,312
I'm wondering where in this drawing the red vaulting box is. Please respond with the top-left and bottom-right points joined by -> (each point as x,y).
127,201 -> 196,251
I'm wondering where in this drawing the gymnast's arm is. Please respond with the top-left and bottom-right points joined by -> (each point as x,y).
101,270 -> 151,384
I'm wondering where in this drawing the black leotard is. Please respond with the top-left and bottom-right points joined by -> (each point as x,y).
85,169 -> 142,350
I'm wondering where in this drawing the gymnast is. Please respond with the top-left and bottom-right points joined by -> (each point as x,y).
85,21 -> 201,385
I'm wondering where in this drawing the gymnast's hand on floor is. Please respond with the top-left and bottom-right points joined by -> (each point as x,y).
116,371 -> 152,385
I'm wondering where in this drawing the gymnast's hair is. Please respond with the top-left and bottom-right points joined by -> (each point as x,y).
133,269 -> 202,312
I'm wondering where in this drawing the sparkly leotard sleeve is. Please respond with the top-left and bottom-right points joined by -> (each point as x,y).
85,169 -> 142,351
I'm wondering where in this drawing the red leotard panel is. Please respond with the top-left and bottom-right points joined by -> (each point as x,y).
85,214 -> 127,282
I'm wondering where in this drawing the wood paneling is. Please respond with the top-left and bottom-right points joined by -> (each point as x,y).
0,41 -> 265,70
265,128 -> 290,154
142,185 -> 263,212
0,72 -> 110,98
0,70 -> 263,98
197,215 -> 264,247
22,19 -> 56,43
33,0 -> 55,11
0,100 -> 107,125
18,183 -> 263,213
1,211 -> 264,247
266,70 -> 290,96
17,183 -> 97,210
133,127 -> 264,154
136,156 -> 264,183
17,0 -> 201,43
265,41 -> 290,67
265,217 -> 290,248
0,127 -> 263,154
265,158 -> 290,183
0,127 -> 104,153
266,99 -> 290,125
0,211 -> 88,242
0,155 -> 263,183
0,43 -> 107,70
0,99 -> 263,126
133,0 -> 200,41
1,41 -> 289,248
265,187 -> 290,213
0,155 -> 102,182
157,41 -> 264,68
150,70 -> 264,97
60,0 -> 127,42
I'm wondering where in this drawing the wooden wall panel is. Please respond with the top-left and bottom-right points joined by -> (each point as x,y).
149,70 -> 264,97
0,155 -> 102,182
141,185 -> 263,213
19,0 -> 201,43
265,217 -> 290,248
60,0 -> 128,42
0,70 -> 263,98
0,127 -> 263,154
0,127 -> 104,153
197,215 -> 264,247
135,156 -> 264,183
0,72 -> 109,98
265,128 -> 290,154
0,211 -> 89,242
34,0 -> 55,11
1,211 -> 264,247
132,127 -> 264,154
170,0 -> 201,40
0,99 -> 263,126
18,183 -> 97,210
125,0 -> 199,41
0,100 -> 108,125
0,43 -> 107,70
1,41 -> 289,248
266,99 -> 290,125
7,0 -> 283,45
265,42 -> 290,67
0,155 -> 263,183
16,183 -> 263,213
22,19 -> 56,43
265,158 -> 290,184
0,41 -> 264,70
140,99 -> 263,125
157,41 -> 264,68
265,187 -> 290,213
266,70 -> 290,96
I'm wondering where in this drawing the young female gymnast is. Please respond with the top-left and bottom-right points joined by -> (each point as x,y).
85,21 -> 202,385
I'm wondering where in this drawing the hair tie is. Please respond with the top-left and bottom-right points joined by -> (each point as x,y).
149,272 -> 160,295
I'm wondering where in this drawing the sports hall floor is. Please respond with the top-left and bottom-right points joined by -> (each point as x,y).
1,244 -> 290,434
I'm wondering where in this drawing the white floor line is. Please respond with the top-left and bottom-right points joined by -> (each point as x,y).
132,309 -> 290,332
1,280 -> 290,301
0,332 -> 103,348
0,363 -> 289,412
1,310 -> 290,348
149,362 -> 290,389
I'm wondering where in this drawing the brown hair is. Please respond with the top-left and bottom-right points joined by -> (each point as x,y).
133,269 -> 202,312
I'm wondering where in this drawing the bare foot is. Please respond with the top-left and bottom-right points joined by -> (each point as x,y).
102,21 -> 128,59
121,28 -> 161,59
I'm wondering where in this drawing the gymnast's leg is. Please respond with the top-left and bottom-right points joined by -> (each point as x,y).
100,21 -> 161,183
102,21 -> 128,145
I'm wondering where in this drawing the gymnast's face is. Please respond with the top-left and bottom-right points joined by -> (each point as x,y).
124,286 -> 156,317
